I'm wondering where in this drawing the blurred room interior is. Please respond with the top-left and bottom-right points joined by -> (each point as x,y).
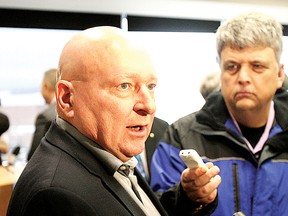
0,0 -> 288,163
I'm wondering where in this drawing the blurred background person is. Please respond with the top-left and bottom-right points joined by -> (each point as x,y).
27,68 -> 57,161
0,111 -> 10,165
199,72 -> 221,100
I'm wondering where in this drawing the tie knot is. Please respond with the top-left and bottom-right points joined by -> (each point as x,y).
118,164 -> 130,177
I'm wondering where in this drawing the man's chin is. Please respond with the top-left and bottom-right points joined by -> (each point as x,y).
235,103 -> 256,111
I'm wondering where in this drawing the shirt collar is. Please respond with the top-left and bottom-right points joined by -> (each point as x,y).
56,116 -> 132,175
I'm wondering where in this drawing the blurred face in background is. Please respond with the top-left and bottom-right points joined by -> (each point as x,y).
41,79 -> 50,104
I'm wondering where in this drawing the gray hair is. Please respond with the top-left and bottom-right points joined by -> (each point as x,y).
200,72 -> 221,100
216,12 -> 283,63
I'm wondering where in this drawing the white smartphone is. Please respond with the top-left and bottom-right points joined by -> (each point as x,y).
179,149 -> 204,169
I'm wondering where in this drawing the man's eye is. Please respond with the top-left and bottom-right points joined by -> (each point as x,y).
253,64 -> 265,71
119,83 -> 129,90
148,84 -> 156,91
224,64 -> 238,73
227,65 -> 237,70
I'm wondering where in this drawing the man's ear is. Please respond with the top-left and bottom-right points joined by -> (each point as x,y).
56,80 -> 74,118
277,64 -> 285,89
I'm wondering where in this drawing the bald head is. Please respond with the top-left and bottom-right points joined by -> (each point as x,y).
57,26 -> 144,82
55,26 -> 157,161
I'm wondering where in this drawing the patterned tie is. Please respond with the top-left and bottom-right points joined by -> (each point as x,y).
118,164 -> 143,203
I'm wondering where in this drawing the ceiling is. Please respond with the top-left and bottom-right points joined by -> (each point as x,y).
0,0 -> 288,24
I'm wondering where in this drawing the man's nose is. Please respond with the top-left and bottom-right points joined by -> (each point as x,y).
133,89 -> 156,115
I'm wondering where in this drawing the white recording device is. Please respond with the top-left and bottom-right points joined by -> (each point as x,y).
179,149 -> 204,169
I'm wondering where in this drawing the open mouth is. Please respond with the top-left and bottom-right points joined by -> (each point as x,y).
127,126 -> 143,131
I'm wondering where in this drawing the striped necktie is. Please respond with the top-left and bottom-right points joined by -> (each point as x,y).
118,164 -> 143,203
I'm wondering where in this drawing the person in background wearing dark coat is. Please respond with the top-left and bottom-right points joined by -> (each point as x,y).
8,26 -> 220,216
27,68 -> 57,161
0,112 -> 9,164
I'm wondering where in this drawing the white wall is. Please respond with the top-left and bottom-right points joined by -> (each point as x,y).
0,29 -> 219,124
130,32 -> 219,123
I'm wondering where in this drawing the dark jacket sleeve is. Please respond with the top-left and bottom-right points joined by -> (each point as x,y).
160,183 -> 218,216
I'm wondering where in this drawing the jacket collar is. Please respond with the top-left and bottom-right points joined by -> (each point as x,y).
45,121 -> 148,216
45,120 -> 167,216
197,88 -> 288,130
196,88 -> 288,152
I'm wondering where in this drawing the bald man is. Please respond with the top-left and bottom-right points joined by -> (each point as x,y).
7,27 -> 219,216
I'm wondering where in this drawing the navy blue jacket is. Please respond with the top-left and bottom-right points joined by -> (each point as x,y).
150,89 -> 288,216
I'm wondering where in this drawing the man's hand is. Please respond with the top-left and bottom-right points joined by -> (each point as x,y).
181,162 -> 221,204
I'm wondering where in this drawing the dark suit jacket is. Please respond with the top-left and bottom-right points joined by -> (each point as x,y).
8,121 -> 169,216
145,117 -> 169,178
9,121 -> 216,216
27,102 -> 56,160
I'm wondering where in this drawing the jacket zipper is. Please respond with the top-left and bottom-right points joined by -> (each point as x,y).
232,163 -> 241,212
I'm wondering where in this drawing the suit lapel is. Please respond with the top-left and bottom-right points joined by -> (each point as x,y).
46,122 -> 148,216
135,169 -> 168,216
103,176 -> 147,216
